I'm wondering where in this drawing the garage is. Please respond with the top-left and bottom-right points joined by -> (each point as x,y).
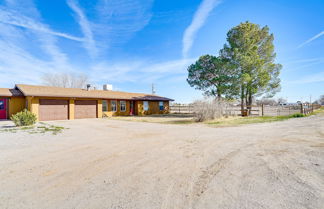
74,100 -> 97,119
39,99 -> 69,121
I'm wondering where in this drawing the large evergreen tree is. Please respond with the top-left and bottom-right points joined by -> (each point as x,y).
187,55 -> 238,98
220,21 -> 281,114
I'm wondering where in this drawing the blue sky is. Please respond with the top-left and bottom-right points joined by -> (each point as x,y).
0,0 -> 323,103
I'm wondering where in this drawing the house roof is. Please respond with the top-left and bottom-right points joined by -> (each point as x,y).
15,84 -> 174,101
0,88 -> 24,97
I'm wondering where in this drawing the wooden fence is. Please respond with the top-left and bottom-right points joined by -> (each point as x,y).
170,104 -> 322,116
170,105 -> 194,114
262,104 -> 321,116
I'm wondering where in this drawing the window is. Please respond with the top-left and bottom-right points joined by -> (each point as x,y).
159,101 -> 164,111
143,101 -> 149,111
102,100 -> 108,112
0,100 -> 4,110
120,101 -> 126,112
111,100 -> 117,112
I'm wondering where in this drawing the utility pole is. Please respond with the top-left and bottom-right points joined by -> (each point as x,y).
310,94 -> 312,104
152,83 -> 156,95
310,94 -> 313,112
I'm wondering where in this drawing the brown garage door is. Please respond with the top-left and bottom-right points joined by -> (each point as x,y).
39,99 -> 69,121
75,100 -> 97,119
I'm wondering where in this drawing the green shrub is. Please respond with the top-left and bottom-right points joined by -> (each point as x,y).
11,109 -> 37,126
291,113 -> 305,118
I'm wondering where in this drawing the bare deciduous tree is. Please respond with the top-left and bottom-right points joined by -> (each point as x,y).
193,98 -> 236,122
256,98 -> 277,106
317,95 -> 324,105
277,97 -> 287,105
41,73 -> 89,89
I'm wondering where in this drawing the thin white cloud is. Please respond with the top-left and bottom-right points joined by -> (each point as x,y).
65,0 -> 153,57
284,57 -> 324,73
182,0 -> 221,58
298,31 -> 324,48
0,39 -> 63,87
90,58 -> 195,84
91,61 -> 144,83
140,58 -> 196,73
0,7 -> 83,42
284,57 -> 324,64
289,71 -> 324,84
67,0 -> 97,57
0,33 -> 83,87
0,0 -> 73,67
0,0 -> 192,90
95,0 -> 153,47
0,0 -> 78,87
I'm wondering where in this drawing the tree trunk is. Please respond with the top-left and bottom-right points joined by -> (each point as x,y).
241,86 -> 245,116
244,88 -> 249,116
217,89 -> 221,98
247,91 -> 253,115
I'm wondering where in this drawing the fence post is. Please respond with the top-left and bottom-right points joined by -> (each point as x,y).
261,104 -> 264,116
300,103 -> 303,114
288,106 -> 290,115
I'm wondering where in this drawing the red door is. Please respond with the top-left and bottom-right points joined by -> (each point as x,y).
0,99 -> 7,119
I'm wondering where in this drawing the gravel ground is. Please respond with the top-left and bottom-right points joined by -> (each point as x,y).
0,114 -> 323,209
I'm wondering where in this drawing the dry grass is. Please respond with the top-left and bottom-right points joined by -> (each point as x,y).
0,122 -> 66,135
309,106 -> 324,115
108,114 -> 195,124
108,114 -> 294,127
206,115 -> 295,127
107,107 -> 324,127
207,107 -> 324,127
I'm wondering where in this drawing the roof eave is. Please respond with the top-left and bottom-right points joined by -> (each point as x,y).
14,84 -> 26,97
14,84 -> 174,101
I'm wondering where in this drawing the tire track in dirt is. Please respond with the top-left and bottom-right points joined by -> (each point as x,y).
187,141 -> 262,209
249,139 -> 323,209
160,182 -> 175,209
189,149 -> 241,208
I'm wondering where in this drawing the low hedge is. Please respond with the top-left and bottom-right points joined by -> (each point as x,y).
291,113 -> 305,118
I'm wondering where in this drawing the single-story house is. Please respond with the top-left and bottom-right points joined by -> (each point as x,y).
0,84 -> 174,121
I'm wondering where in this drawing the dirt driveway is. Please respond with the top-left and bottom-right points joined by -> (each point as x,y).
0,115 -> 323,209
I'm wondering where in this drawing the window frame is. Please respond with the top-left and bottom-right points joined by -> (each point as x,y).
159,101 -> 164,111
111,100 -> 117,112
102,100 -> 108,112
143,101 -> 149,111
120,101 -> 126,112
0,100 -> 4,110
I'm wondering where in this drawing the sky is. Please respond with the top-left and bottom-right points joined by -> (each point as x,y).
0,0 -> 323,103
